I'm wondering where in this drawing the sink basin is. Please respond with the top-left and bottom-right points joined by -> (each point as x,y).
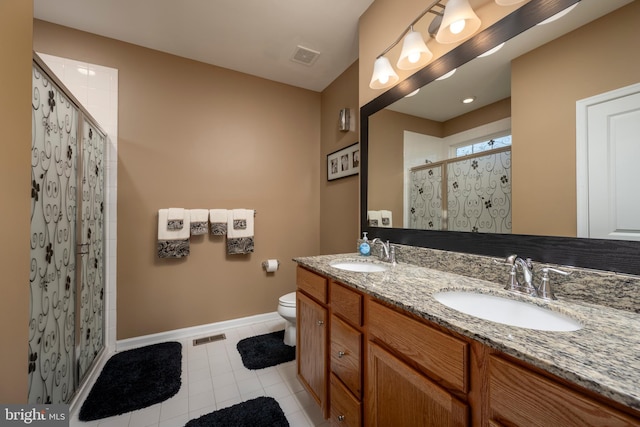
330,260 -> 388,273
433,291 -> 582,332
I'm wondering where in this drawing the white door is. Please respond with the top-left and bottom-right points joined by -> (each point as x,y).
577,83 -> 640,240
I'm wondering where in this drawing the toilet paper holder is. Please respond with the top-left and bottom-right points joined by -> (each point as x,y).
262,259 -> 280,272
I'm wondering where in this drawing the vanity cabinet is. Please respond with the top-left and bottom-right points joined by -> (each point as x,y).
329,281 -> 364,427
488,355 -> 639,427
367,299 -> 470,426
296,266 -> 328,417
295,265 -> 640,426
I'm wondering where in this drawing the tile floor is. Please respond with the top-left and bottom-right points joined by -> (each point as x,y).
70,318 -> 330,427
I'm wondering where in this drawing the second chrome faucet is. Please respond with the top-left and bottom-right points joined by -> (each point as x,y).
498,254 -> 570,300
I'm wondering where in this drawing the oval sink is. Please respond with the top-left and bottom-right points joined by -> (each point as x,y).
330,260 -> 388,273
433,291 -> 582,332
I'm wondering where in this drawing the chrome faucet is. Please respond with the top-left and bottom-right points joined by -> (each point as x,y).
496,254 -> 570,300
371,238 -> 396,265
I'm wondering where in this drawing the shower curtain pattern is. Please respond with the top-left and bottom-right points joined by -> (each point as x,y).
29,63 -> 106,404
77,119 -> 105,383
29,67 -> 78,404
409,149 -> 511,233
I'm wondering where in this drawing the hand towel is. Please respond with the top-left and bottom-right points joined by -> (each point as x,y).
227,209 -> 254,255
158,209 -> 190,258
167,207 -> 184,230
209,209 -> 228,235
189,209 -> 209,235
367,210 -> 382,227
380,210 -> 393,228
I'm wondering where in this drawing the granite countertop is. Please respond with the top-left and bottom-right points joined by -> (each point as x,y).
294,253 -> 640,413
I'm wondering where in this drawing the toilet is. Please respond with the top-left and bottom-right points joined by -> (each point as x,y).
277,292 -> 297,346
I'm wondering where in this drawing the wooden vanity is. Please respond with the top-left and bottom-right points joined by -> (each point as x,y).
295,264 -> 640,426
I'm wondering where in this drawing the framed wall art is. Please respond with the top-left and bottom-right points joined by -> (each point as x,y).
327,142 -> 359,181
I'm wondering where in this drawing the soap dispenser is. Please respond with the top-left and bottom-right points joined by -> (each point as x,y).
358,232 -> 371,256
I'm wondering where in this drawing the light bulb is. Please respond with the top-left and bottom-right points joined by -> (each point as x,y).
379,75 -> 389,85
450,19 -> 466,35
408,52 -> 421,63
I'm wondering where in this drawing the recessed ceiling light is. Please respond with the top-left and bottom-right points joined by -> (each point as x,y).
478,42 -> 505,58
436,69 -> 456,81
538,3 -> 578,25
462,96 -> 476,104
405,88 -> 420,97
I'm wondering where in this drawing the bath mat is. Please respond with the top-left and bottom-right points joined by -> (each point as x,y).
185,396 -> 289,427
236,330 -> 295,370
78,341 -> 182,421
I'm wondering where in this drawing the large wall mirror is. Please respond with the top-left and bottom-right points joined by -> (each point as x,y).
360,0 -> 640,275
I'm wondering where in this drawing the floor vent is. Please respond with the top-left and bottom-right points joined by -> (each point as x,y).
193,333 -> 226,346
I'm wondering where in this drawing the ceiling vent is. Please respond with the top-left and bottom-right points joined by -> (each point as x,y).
291,45 -> 320,66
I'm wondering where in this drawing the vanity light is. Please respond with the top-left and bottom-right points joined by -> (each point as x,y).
369,0 -> 483,90
397,27 -> 433,70
369,56 -> 400,89
435,0 -> 482,44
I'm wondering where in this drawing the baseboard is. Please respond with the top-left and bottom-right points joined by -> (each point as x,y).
116,311 -> 281,352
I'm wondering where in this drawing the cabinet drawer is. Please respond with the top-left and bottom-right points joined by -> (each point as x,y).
368,300 -> 468,393
297,266 -> 327,304
331,315 -> 362,398
489,355 -> 639,427
330,281 -> 362,326
330,373 -> 361,427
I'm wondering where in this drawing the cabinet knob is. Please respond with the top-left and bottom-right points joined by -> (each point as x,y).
338,351 -> 346,358
317,320 -> 324,326
337,415 -> 345,422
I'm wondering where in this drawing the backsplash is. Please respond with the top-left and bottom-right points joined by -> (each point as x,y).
392,244 -> 640,313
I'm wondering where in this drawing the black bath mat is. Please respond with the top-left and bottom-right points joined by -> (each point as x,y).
78,341 -> 182,421
185,396 -> 289,427
236,330 -> 295,370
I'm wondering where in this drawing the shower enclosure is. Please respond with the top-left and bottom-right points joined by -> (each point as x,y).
29,55 -> 106,404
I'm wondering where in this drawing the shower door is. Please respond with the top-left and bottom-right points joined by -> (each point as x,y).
29,59 -> 106,404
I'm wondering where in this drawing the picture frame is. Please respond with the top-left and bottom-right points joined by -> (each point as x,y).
327,142 -> 360,181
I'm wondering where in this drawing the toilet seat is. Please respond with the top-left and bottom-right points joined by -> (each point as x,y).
279,292 -> 296,308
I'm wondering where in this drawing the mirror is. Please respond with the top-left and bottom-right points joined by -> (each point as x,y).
365,0 -> 637,239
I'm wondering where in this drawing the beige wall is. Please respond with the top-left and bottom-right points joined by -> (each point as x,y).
0,0 -> 32,403
320,62 -> 360,254
34,20 -> 322,339
511,1 -> 640,236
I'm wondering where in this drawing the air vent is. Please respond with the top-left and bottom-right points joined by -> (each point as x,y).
291,45 -> 320,66
193,333 -> 226,346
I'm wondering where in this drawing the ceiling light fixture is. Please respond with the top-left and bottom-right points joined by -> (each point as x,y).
462,96 -> 476,104
436,68 -> 457,81
478,42 -> 505,58
369,0 -> 483,90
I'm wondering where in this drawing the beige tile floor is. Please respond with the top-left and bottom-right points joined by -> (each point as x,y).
70,318 -> 329,427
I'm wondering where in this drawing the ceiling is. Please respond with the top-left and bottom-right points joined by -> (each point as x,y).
33,0 -> 375,92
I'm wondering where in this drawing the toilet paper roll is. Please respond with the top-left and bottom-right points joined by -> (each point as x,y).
262,259 -> 279,273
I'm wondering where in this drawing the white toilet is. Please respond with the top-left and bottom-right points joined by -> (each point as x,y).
277,292 -> 297,346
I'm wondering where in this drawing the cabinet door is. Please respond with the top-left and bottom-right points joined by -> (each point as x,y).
367,342 -> 468,427
297,291 -> 328,413
489,356 -> 640,427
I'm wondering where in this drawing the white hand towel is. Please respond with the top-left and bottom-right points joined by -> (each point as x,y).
167,207 -> 185,230
190,209 -> 209,223
380,210 -> 393,228
228,209 -> 254,238
209,209 -> 228,224
209,209 -> 229,235
367,210 -> 382,227
189,209 -> 209,235
158,209 -> 190,241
